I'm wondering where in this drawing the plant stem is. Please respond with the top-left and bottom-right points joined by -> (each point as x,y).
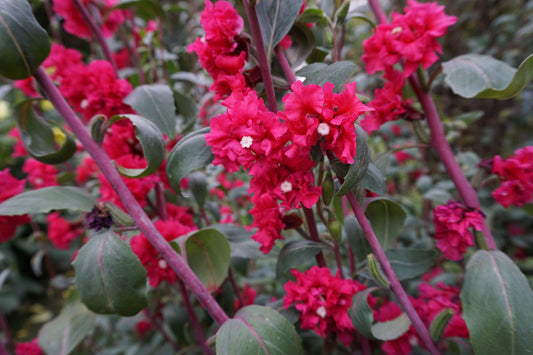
242,0 -> 277,112
367,0 -> 388,25
408,75 -> 496,249
274,46 -> 296,86
227,269 -> 244,308
0,308 -> 14,354
346,191 -> 441,355
147,304 -> 181,352
155,182 -> 168,221
177,280 -> 214,355
71,0 -> 118,76
34,67 -> 229,326
303,207 -> 327,268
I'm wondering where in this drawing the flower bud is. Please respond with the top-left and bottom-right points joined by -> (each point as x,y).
367,253 -> 389,288
430,307 -> 455,341
321,170 -> 334,205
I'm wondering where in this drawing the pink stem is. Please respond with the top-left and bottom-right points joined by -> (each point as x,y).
303,207 -> 327,268
367,0 -> 388,25
408,75 -> 496,249
34,67 -> 229,326
274,46 -> 296,86
71,0 -> 118,76
346,192 -> 441,355
242,0 -> 278,112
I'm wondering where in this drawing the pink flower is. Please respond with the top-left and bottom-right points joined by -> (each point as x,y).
284,266 -> 366,345
135,320 -> 153,338
433,201 -> 484,260
53,0 -> 126,39
15,339 -> 43,355
234,283 -> 258,311
373,301 -> 415,355
249,193 -> 286,254
22,159 -> 59,189
46,212 -> 83,249
0,169 -> 30,243
491,146 -> 533,207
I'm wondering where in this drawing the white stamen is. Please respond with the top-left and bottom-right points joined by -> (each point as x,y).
80,99 -> 88,109
316,306 -> 327,318
240,136 -> 253,148
158,260 -> 168,269
392,26 -> 403,35
317,123 -> 330,136
280,181 -> 293,193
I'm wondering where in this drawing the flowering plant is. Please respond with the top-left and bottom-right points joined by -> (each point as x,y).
0,0 -> 532,354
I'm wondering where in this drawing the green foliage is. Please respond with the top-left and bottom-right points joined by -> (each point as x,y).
296,61 -> 357,91
216,305 -> 302,355
0,0 -> 50,79
461,250 -> 533,355
364,198 -> 407,251
276,240 -> 325,278
73,231 -> 148,316
336,125 -> 371,196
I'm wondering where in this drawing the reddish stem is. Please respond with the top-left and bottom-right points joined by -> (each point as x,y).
242,0 -> 278,112
408,75 -> 496,249
274,46 -> 296,86
346,192 -> 441,355
303,207 -> 327,268
367,0 -> 388,25
71,0 -> 118,76
34,67 -> 229,326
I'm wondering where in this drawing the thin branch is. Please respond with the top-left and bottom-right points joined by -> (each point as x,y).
303,207 -> 327,268
346,191 -> 441,355
274,46 -> 296,86
242,0 -> 277,112
34,67 -> 229,326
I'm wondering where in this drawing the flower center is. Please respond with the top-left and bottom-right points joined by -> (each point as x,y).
158,260 -> 168,269
280,181 -> 293,193
316,306 -> 327,318
317,123 -> 330,136
392,26 -> 403,35
240,136 -> 253,148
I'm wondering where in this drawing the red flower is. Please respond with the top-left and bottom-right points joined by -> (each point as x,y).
373,300 -> 415,355
46,212 -> 83,250
22,159 -> 59,189
491,146 -> 533,207
249,193 -> 286,254
283,266 -> 366,345
234,283 -> 258,311
433,201 -> 484,260
53,0 -> 126,39
15,339 -> 43,355
135,320 -> 153,338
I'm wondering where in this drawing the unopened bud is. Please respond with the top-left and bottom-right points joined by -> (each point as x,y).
368,254 -> 389,288
321,170 -> 334,205
329,220 -> 342,243
430,308 -> 455,341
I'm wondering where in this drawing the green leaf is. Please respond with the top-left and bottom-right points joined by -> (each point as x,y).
187,171 -> 207,208
276,240 -> 325,278
72,231 -> 148,316
114,0 -> 166,21
123,84 -> 176,139
15,99 -> 77,164
0,186 -> 97,215
364,198 -> 406,251
296,61 -> 357,91
337,125 -> 371,196
216,305 -> 302,355
359,163 -> 386,195
256,0 -> 304,59
0,0 -> 51,79
442,54 -> 533,99
108,114 -> 166,178
371,313 -> 411,341
349,288 -> 378,339
385,248 -> 438,281
166,127 -> 213,194
461,250 -> 533,355
211,224 -> 263,259
344,215 -> 372,265
298,7 -> 329,26
38,300 -> 95,355
184,228 -> 231,292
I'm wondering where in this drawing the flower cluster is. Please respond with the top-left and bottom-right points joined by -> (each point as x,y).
53,0 -> 126,39
491,146 -> 533,207
433,201 -> 484,260
0,169 -> 31,242
187,0 -> 247,99
284,266 -> 366,345
46,212 -> 83,249
130,204 -> 196,287
360,0 -> 456,133
15,338 -> 43,355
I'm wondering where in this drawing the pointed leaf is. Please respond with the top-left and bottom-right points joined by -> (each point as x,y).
15,99 -> 77,164
442,54 -> 533,99
166,127 -> 213,193
0,186 -> 97,215
211,224 -> 263,259
184,228 -> 231,292
345,215 -> 372,265
0,0 -> 51,79
216,305 -> 302,355
371,313 -> 411,341
296,61 -> 357,91
123,84 -> 176,139
359,163 -> 386,195
38,300 -> 95,355
461,250 -> 533,355
72,231 -> 148,316
256,0 -> 304,58
385,248 -> 438,281
337,125 -> 370,196
349,288 -> 378,339
108,114 -> 165,178
276,240 -> 325,277
364,198 -> 406,251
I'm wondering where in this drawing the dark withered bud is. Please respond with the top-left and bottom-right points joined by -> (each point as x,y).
86,202 -> 114,231
282,213 -> 304,230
